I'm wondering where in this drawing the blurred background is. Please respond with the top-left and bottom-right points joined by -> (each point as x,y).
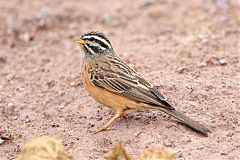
0,0 -> 239,159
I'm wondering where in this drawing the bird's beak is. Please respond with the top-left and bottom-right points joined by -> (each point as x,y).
73,38 -> 85,45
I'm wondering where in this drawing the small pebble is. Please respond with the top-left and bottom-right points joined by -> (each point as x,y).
220,152 -> 228,155
13,116 -> 18,120
19,32 -> 34,42
163,139 -> 174,147
68,130 -> 73,136
27,47 -> 34,53
0,53 -> 7,63
198,34 -> 210,43
16,85 -> 25,92
8,102 -> 14,107
58,105 -> 64,111
51,124 -> 60,128
0,139 -> 5,144
140,0 -> 154,8
176,67 -> 188,74
96,117 -> 102,121
198,62 -> 207,68
219,59 -> 227,65
178,152 -> 185,160
6,74 -> 14,81
235,127 -> 240,133
0,128 -> 11,140
37,19 -> 46,29
59,91 -> 66,96
25,118 -> 30,123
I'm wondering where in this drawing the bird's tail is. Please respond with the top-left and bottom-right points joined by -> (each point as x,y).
152,106 -> 211,136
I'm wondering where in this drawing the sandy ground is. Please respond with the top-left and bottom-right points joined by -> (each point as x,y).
0,0 -> 240,159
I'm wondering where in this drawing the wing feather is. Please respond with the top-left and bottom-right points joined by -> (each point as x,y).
89,59 -> 174,110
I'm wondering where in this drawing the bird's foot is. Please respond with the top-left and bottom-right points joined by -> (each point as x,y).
95,127 -> 116,134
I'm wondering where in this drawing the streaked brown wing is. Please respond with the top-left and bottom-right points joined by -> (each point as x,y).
136,76 -> 166,100
89,66 -> 174,110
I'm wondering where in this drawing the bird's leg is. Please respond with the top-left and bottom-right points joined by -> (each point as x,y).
96,111 -> 122,133
121,108 -> 136,118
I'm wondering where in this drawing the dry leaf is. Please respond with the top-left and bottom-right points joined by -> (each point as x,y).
105,143 -> 131,160
16,136 -> 73,160
140,147 -> 176,160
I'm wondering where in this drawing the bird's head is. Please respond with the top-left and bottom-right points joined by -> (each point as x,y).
74,31 -> 113,56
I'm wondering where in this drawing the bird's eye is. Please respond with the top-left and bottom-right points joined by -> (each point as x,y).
90,37 -> 95,41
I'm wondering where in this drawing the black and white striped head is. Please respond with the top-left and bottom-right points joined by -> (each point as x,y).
74,31 -> 113,56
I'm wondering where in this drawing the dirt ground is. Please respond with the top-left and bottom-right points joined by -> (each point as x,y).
0,0 -> 239,159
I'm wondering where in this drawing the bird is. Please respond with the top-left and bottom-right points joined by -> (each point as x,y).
73,31 -> 211,136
